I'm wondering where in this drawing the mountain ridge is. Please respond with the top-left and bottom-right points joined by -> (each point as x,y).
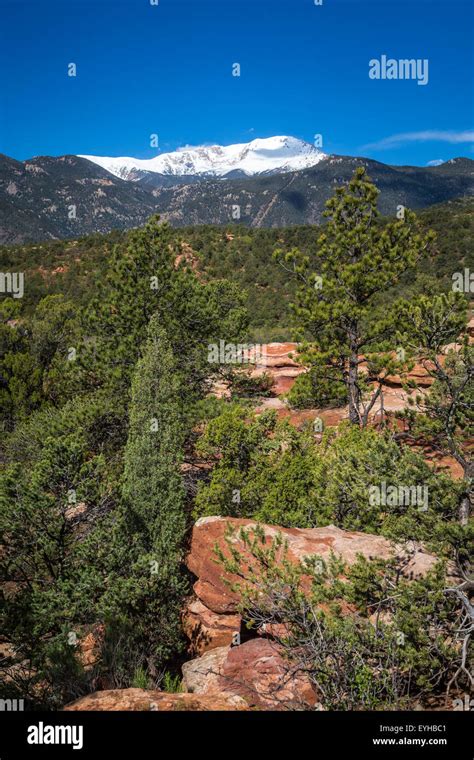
0,150 -> 472,244
144,153 -> 474,228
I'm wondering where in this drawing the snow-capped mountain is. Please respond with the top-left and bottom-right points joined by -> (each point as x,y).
79,136 -> 327,181
2,151 -> 472,244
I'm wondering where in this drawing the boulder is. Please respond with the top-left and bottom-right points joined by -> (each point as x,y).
186,516 -> 439,617
181,645 -> 229,695
182,639 -> 317,710
64,687 -> 248,711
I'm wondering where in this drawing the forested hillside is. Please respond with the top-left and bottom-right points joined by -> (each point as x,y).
2,196 -> 473,339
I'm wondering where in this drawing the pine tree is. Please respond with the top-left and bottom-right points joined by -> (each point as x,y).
104,316 -> 190,678
276,168 -> 435,425
80,215 -> 248,398
121,314 -> 188,558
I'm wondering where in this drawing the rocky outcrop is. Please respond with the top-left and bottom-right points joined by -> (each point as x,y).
249,343 -> 436,404
253,351 -> 433,418
186,516 -> 438,619
63,516 -> 454,711
251,343 -> 468,477
181,517 -> 445,708
250,343 -> 305,395
64,687 -> 248,711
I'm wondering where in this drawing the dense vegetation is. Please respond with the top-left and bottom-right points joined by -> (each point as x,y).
0,175 -> 472,710
1,196 -> 473,339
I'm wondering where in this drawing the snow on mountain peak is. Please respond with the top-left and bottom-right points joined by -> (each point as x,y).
79,136 -> 327,181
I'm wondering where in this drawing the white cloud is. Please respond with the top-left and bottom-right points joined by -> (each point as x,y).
361,130 -> 474,151
426,159 -> 444,166
176,144 -> 207,152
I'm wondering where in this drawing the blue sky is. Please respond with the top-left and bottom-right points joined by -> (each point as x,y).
0,0 -> 473,166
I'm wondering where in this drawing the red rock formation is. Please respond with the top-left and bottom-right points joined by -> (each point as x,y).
249,343 -> 466,476
186,516 -> 438,618
77,624 -> 105,670
182,639 -> 317,710
63,515 -> 457,711
178,517 -> 457,708
250,342 -> 305,396
64,687 -> 248,711
183,515 -> 441,662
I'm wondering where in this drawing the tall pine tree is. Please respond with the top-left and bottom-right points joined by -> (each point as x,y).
277,168 -> 435,425
102,315 -> 190,682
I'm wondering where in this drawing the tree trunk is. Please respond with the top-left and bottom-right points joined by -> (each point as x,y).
348,328 -> 360,425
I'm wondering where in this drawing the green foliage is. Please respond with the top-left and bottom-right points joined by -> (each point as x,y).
131,667 -> 150,690
395,293 -> 472,454
0,294 -> 80,429
79,215 -> 248,396
0,420 -> 108,707
0,197 -> 471,709
99,316 -> 190,681
195,409 -> 459,546
161,671 -> 184,693
0,214 -> 253,706
395,291 -> 472,522
4,197 -> 470,341
228,370 -> 273,398
286,364 -> 347,409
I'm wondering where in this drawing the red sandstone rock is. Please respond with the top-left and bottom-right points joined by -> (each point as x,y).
248,343 -> 306,395
383,362 -> 434,388
186,517 -> 439,617
64,687 -> 248,711
182,639 -> 317,710
218,638 -> 317,709
182,598 -> 240,655
181,645 -> 228,695
77,625 -> 104,670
